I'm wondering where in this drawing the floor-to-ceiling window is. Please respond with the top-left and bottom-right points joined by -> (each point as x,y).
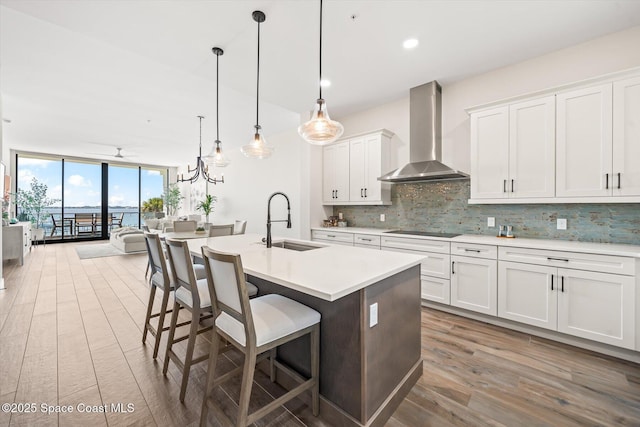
15,152 -> 168,243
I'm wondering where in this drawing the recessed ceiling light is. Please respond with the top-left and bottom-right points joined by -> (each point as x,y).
320,79 -> 331,88
403,38 -> 419,49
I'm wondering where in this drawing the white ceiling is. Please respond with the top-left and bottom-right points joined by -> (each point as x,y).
2,0 -> 640,167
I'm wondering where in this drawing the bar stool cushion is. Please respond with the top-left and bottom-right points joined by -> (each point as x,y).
175,278 -> 211,309
216,294 -> 320,347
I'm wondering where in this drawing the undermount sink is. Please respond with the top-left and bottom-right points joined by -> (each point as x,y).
271,240 -> 321,251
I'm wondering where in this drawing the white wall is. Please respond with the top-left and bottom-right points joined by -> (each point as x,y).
177,128 -> 305,240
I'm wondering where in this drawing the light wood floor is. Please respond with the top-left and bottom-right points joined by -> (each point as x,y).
0,242 -> 639,427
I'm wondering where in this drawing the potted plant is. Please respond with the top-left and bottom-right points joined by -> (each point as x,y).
196,193 -> 217,224
195,226 -> 207,235
14,177 -> 60,240
162,184 -> 183,217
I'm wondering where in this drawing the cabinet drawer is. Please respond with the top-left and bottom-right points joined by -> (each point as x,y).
311,230 -> 354,245
354,234 -> 381,247
498,246 -> 635,276
381,236 -> 450,254
451,242 -> 497,259
421,277 -> 450,305
381,246 -> 450,279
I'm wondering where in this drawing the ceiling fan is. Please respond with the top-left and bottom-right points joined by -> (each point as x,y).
87,146 -> 138,160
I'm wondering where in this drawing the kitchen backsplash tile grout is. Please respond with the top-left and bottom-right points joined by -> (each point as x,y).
332,181 -> 640,245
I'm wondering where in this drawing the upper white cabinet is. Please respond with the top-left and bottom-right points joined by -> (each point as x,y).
470,97 -> 555,200
323,129 -> 393,206
613,75 -> 640,196
322,141 -> 350,204
468,68 -> 640,204
556,84 -> 613,197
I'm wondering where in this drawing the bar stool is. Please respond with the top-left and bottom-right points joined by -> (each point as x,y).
199,246 -> 320,427
142,232 -> 207,359
162,238 -> 214,402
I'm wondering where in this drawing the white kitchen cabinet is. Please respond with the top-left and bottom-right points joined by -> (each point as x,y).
323,129 -> 393,206
556,84 -> 613,197
498,261 -> 558,330
613,75 -> 640,196
470,97 -> 555,200
450,253 -> 497,316
2,222 -> 32,265
381,235 -> 451,305
353,233 -> 381,249
322,141 -> 350,204
498,247 -> 636,350
470,106 -> 509,199
349,131 -> 392,204
311,229 -> 354,246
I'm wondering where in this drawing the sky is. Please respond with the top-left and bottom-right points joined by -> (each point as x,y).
17,157 -> 165,208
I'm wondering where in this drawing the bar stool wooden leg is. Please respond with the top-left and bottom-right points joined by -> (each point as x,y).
237,348 -> 258,427
163,300 -> 181,375
311,324 -> 320,416
179,308 -> 201,402
200,331 -> 222,427
269,348 -> 277,382
142,284 -> 157,345
152,288 -> 171,359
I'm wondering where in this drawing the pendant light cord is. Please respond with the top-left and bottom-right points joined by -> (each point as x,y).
319,0 -> 323,100
256,19 -> 261,129
198,115 -> 203,156
216,52 -> 220,141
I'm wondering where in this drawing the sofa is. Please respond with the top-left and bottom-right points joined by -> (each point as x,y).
110,227 -> 146,253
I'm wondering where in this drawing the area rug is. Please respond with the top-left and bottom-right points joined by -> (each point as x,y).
75,243 -> 146,259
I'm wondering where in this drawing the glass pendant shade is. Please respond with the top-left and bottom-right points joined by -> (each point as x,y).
241,129 -> 274,159
298,98 -> 344,145
204,141 -> 230,168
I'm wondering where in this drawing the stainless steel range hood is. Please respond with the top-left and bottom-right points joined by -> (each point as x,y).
378,81 -> 468,183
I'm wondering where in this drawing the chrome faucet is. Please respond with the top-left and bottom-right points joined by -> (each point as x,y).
266,192 -> 291,248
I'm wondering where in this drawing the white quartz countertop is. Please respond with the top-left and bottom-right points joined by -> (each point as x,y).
184,234 -> 424,302
310,227 -> 640,258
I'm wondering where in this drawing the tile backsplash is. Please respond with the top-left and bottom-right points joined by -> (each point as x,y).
333,180 -> 640,245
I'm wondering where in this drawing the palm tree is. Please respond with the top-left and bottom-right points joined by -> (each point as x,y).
142,197 -> 163,213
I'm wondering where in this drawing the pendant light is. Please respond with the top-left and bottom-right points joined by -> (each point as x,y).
241,10 -> 274,159
177,116 -> 224,184
298,0 -> 344,145
204,46 -> 230,168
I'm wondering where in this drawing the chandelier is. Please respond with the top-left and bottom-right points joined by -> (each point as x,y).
177,115 -> 224,184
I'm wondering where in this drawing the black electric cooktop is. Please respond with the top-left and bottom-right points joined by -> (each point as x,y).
384,230 -> 461,238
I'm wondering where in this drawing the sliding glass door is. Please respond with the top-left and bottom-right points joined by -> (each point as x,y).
63,160 -> 102,240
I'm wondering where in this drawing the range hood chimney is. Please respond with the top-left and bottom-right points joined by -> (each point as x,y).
378,81 -> 468,183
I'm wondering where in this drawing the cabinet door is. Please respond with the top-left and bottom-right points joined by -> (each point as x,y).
450,255 -> 497,315
470,106 -> 509,199
349,136 -> 366,201
556,84 -> 613,197
323,142 -> 350,204
613,75 -> 640,196
334,142 -> 350,202
498,261 -> 557,330
421,276 -> 450,305
363,133 -> 383,201
509,96 -> 556,198
557,268 -> 635,349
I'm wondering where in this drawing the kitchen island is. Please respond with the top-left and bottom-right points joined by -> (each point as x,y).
183,233 -> 424,427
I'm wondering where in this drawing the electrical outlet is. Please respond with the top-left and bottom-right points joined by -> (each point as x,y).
557,218 -> 567,230
380,214 -> 385,222
487,217 -> 495,227
369,303 -> 378,327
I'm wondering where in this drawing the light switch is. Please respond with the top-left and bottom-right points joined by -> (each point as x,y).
557,218 -> 567,230
487,217 -> 495,227
380,214 -> 385,222
369,303 -> 378,327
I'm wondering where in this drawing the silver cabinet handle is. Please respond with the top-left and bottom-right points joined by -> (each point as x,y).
360,238 -> 372,242
547,257 -> 569,262
364,188 -> 367,197
551,275 -> 554,291
606,173 -> 609,189
361,188 -> 363,198
451,261 -> 455,274
503,179 -> 507,193
327,234 -> 336,238
618,172 -> 621,189
511,179 -> 514,193
464,248 -> 481,253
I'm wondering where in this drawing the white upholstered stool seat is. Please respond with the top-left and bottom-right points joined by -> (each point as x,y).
216,294 -> 320,347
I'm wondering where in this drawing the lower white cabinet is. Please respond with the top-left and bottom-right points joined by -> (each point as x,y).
311,229 -> 354,246
498,256 -> 636,350
451,255 -> 497,316
2,222 -> 32,265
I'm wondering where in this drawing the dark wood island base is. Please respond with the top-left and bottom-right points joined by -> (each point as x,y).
249,264 -> 422,426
